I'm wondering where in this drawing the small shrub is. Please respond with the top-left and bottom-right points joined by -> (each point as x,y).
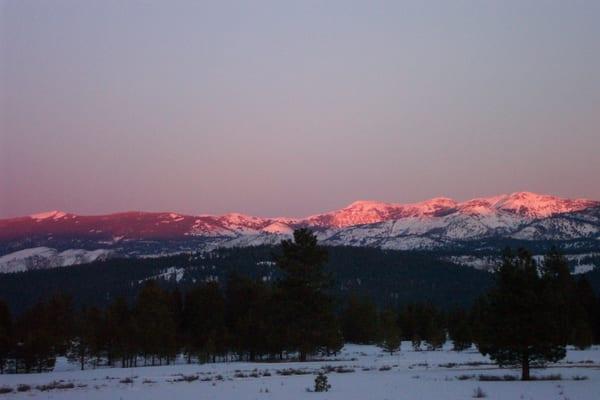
478,374 -> 517,381
36,383 -> 52,391
530,374 -> 562,381
174,375 -> 199,382
457,374 -> 475,381
439,362 -> 457,368
0,386 -> 13,394
314,372 -> 331,392
472,387 -> 486,398
379,365 -> 392,371
142,379 -> 156,384
464,361 -> 491,367
17,384 -> 31,392
58,383 -> 75,389
119,377 -> 134,384
332,366 -> 354,373
572,375 -> 588,381
36,381 -> 74,391
277,368 -> 310,376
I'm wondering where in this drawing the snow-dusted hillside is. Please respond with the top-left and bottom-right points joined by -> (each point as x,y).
0,247 -> 113,273
1,192 -> 599,271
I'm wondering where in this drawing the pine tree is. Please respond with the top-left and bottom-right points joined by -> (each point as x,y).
422,308 -> 445,351
475,248 -> 568,380
135,281 -> 177,366
571,277 -> 596,349
448,309 -> 472,351
314,372 -> 331,392
378,309 -> 401,354
0,300 -> 12,374
68,306 -> 103,370
182,282 -> 226,363
225,274 -> 270,361
44,293 -> 74,356
341,294 -> 379,344
105,297 -> 137,368
274,229 -> 339,361
13,301 -> 56,373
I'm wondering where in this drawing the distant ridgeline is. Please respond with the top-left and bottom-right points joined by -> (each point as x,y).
0,246 -> 497,314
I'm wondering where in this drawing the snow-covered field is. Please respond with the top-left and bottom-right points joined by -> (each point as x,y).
1,343 -> 599,399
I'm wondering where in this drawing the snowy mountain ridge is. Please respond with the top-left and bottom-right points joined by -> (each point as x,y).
1,192 -> 599,272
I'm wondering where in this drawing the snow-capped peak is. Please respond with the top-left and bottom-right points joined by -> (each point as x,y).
30,210 -> 68,221
490,192 -> 595,218
345,200 -> 393,210
262,221 -> 294,235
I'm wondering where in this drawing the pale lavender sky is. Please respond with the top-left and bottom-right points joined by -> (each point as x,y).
1,0 -> 599,218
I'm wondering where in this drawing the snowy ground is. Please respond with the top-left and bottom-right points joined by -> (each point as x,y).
1,343 -> 599,399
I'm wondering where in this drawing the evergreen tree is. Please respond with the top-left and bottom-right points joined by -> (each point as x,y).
105,297 -> 137,368
341,294 -> 379,344
571,276 -> 596,349
398,303 -> 420,349
264,286 -> 291,359
182,282 -> 227,363
314,372 -> 331,392
447,309 -> 472,351
135,281 -> 177,366
225,274 -> 270,361
168,288 -> 184,359
398,303 -> 445,350
68,306 -> 103,370
319,311 -> 344,356
0,300 -> 12,374
13,301 -> 56,373
421,307 -> 445,350
274,229 -> 339,361
378,309 -> 401,354
475,248 -> 568,380
44,293 -> 74,356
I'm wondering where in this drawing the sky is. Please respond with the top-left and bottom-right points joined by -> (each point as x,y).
1,0 -> 599,219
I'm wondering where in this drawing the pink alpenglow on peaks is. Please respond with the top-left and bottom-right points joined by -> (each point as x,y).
2,192 -> 598,243
491,192 -> 596,218
29,211 -> 69,222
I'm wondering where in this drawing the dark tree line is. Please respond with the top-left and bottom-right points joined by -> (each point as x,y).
0,229 -> 342,373
1,237 -> 599,379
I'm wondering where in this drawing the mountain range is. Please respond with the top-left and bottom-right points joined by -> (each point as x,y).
1,192 -> 600,273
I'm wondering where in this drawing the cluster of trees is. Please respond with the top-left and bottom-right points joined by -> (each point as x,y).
474,248 -> 600,380
0,229 -> 342,373
341,295 -> 465,353
1,229 -> 600,381
339,247 -> 600,380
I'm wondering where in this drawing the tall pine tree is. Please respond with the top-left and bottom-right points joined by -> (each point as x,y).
475,248 -> 568,380
274,229 -> 341,361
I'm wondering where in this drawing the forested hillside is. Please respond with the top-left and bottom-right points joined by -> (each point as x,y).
0,246 -> 494,314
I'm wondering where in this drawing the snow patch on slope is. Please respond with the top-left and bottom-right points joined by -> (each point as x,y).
0,247 -> 112,273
